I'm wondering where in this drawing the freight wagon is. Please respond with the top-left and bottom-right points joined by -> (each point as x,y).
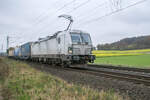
8,47 -> 15,58
20,42 -> 32,60
14,46 -> 21,59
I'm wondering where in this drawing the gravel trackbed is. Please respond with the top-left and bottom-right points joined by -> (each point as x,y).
28,62 -> 150,100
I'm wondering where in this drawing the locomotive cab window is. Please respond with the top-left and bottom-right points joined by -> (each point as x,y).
81,34 -> 92,44
71,32 -> 92,44
71,33 -> 82,43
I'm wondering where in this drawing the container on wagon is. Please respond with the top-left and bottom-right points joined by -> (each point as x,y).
20,42 -> 32,60
8,47 -> 15,57
14,46 -> 21,58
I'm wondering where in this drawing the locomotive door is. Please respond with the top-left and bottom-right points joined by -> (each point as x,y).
58,35 -> 65,54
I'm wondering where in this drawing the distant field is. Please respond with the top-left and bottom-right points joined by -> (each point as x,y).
93,49 -> 150,57
94,55 -> 150,68
92,49 -> 150,68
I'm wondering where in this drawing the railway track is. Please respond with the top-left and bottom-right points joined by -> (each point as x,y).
88,64 -> 150,73
27,61 -> 150,86
65,65 -> 150,86
12,59 -> 150,100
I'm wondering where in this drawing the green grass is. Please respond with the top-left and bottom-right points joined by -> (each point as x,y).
94,54 -> 150,68
0,57 -> 126,100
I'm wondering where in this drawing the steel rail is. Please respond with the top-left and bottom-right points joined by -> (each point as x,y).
23,60 -> 150,86
65,66 -> 150,86
88,64 -> 150,73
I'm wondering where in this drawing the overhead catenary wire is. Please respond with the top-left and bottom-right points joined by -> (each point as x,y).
16,0 -> 147,47
7,35 -> 23,47
67,0 -> 92,14
28,0 -> 92,38
34,0 -> 76,25
33,0 -> 61,22
18,0 -> 77,46
31,0 -> 95,37
33,1 -> 109,37
79,0 -> 147,26
1,37 -> 5,51
109,0 -> 122,10
75,1 -> 107,23
29,0 -> 131,39
21,0 -> 76,34
22,0 -> 108,40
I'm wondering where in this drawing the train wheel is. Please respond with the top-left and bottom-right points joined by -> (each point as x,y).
61,61 -> 70,68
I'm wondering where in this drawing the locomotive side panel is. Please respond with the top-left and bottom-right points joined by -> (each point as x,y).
39,41 -> 47,55
57,31 -> 72,55
46,38 -> 58,55
31,38 -> 58,58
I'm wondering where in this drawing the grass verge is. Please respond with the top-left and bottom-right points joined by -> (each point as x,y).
0,57 -> 127,100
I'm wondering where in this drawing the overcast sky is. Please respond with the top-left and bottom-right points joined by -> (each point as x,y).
0,0 -> 150,51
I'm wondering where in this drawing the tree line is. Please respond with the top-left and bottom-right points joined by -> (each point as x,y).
97,35 -> 150,50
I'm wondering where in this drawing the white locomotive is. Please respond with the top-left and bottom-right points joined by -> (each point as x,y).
31,29 -> 95,66
8,15 -> 95,67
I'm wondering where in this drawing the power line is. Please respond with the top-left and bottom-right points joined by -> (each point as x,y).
79,0 -> 147,25
29,1 -> 113,41
33,1 -> 107,37
31,0 -> 92,35
34,0 -> 76,25
1,37 -> 5,51
76,2 -> 107,23
33,0 -> 61,22
32,0 -> 94,36
67,0 -> 92,14
108,0 -> 122,11
7,36 -> 9,49
24,0 -> 106,39
20,0 -> 76,40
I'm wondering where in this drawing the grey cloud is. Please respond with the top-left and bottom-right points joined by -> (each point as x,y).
0,0 -> 150,50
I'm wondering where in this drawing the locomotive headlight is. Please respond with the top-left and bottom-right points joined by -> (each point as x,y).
69,50 -> 72,54
68,47 -> 73,54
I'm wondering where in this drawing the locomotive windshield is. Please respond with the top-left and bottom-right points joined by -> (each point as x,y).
71,33 -> 82,43
71,32 -> 92,44
81,34 -> 92,44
